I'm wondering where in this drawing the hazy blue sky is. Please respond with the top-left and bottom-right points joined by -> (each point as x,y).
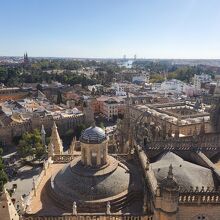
0,0 -> 220,58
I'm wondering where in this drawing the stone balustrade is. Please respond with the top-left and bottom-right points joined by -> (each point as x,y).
179,188 -> 220,204
23,214 -> 154,220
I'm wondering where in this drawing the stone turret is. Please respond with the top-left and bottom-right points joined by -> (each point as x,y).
155,164 -> 179,220
48,122 -> 63,155
0,187 -> 20,220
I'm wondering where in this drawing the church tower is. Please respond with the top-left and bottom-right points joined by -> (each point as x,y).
23,52 -> 29,66
117,92 -> 132,153
83,100 -> 94,126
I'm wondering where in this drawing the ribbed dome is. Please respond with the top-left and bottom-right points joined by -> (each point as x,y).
80,125 -> 106,144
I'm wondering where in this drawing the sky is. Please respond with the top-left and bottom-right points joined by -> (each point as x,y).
0,0 -> 220,59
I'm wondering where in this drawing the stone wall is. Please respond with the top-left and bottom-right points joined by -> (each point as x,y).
178,204 -> 220,220
0,114 -> 84,146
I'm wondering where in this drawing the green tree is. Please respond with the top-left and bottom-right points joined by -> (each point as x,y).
17,129 -> 46,160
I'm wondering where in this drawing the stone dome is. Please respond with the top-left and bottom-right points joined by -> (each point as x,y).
47,156 -> 133,212
80,125 -> 107,144
51,157 -> 130,200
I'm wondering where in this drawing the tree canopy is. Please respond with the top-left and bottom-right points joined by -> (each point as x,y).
17,129 -> 46,160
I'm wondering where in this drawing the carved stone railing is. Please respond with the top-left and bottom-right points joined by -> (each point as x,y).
52,154 -> 75,163
23,214 -> 154,220
179,194 -> 220,204
144,133 -> 220,152
179,187 -> 220,204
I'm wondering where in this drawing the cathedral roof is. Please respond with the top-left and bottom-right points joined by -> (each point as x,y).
80,125 -> 106,144
151,152 -> 215,190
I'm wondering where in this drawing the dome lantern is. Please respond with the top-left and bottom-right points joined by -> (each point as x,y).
80,124 -> 108,167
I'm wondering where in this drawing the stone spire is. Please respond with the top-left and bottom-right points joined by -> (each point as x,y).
41,124 -> 46,146
69,136 -> 76,155
0,187 -> 20,220
48,122 -> 63,155
155,164 -> 179,218
48,143 -> 54,158
160,164 -> 179,190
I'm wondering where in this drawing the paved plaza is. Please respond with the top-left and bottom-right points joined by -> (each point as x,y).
6,163 -> 42,211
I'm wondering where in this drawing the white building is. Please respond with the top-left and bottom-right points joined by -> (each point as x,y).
193,74 -> 212,91
160,79 -> 185,95
151,79 -> 195,97
111,82 -> 126,96
132,72 -> 150,84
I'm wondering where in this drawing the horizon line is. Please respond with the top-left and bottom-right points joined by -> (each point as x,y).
1,55 -> 220,60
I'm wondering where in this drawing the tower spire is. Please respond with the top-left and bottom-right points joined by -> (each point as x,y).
48,122 -> 63,155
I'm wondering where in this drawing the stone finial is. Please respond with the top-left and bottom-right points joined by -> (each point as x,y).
41,124 -> 46,135
32,178 -> 36,189
167,164 -> 174,179
69,137 -> 76,155
41,124 -> 46,146
106,201 -> 111,215
32,178 -> 36,196
72,201 -> 77,215
145,159 -> 150,171
19,195 -> 25,214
